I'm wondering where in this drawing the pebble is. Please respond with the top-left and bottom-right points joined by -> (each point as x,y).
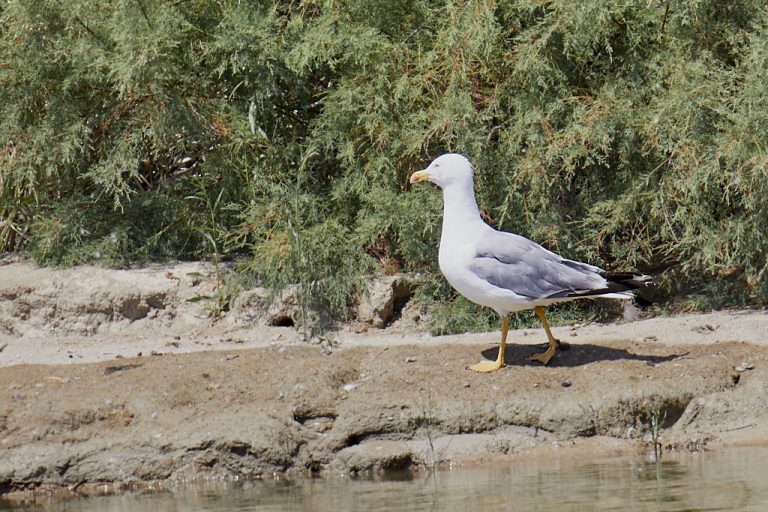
342,383 -> 357,392
561,380 -> 572,388
43,376 -> 69,384
405,357 -> 416,363
735,362 -> 754,372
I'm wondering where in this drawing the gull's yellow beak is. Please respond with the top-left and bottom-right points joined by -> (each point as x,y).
409,170 -> 430,184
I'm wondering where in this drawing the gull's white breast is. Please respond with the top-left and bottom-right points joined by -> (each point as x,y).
438,229 -> 530,314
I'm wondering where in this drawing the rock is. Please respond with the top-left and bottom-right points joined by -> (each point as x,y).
672,367 -> 768,437
230,287 -> 268,322
231,285 -> 307,327
267,286 -> 301,327
356,275 -> 414,328
407,426 -> 546,464
623,301 -> 644,322
330,440 -> 412,473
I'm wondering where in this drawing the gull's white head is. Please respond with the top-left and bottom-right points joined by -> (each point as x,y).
409,153 -> 474,189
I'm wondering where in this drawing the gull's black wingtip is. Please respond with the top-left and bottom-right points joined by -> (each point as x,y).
601,271 -> 653,291
549,271 -> 654,299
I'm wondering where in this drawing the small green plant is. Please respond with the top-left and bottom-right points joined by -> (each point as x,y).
186,264 -> 240,320
648,402 -> 667,459
415,390 -> 448,470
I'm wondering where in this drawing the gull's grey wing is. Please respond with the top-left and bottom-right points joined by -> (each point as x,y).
468,230 -> 608,299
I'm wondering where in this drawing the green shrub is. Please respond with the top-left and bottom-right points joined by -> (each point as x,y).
3,0 -> 768,333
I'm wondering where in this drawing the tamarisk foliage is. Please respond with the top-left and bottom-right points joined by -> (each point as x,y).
2,1 -> 767,327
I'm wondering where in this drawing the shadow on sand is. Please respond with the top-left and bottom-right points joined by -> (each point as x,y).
480,342 -> 686,368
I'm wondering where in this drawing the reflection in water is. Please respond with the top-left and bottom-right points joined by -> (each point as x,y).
6,448 -> 768,511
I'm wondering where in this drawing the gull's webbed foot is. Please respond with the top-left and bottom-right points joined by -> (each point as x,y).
531,306 -> 561,365
530,340 -> 559,365
468,358 -> 504,373
468,316 -> 509,373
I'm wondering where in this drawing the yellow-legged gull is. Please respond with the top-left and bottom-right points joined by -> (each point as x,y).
410,153 -> 651,372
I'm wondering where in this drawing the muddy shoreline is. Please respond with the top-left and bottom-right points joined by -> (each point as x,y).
2,261 -> 768,505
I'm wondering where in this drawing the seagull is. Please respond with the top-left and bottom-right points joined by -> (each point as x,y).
409,154 -> 651,372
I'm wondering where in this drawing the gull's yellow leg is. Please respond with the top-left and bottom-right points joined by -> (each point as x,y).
530,306 -> 560,365
469,316 -> 509,373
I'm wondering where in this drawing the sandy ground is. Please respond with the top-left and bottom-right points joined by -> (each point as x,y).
1,260 -> 767,504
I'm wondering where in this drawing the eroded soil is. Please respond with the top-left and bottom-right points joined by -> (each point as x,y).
1,261 -> 767,505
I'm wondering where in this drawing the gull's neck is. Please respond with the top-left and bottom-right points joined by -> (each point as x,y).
440,181 -> 486,240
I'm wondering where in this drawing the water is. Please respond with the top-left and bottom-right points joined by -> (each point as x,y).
5,448 -> 768,511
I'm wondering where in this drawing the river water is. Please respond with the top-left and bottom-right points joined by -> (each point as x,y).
5,447 -> 768,511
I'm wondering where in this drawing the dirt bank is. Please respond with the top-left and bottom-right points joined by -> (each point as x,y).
1,261 -> 768,504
